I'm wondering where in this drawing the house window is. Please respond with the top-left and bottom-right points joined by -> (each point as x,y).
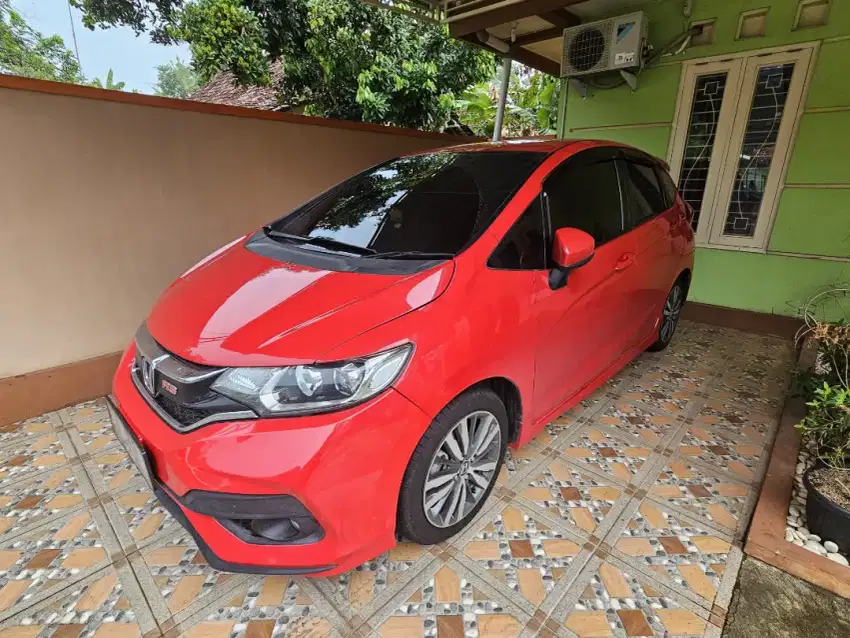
668,46 -> 814,250
676,71 -> 730,231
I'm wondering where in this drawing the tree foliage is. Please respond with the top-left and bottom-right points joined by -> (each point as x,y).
0,0 -> 85,82
169,0 -> 271,84
72,0 -> 496,131
455,67 -> 559,138
89,68 -> 126,90
70,0 -> 182,44
154,56 -> 199,98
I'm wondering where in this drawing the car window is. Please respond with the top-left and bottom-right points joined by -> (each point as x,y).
269,151 -> 546,256
488,197 -> 546,270
655,166 -> 678,208
543,148 -> 623,246
621,159 -> 667,228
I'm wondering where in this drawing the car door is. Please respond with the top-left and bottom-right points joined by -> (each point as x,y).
531,147 -> 640,422
617,152 -> 678,345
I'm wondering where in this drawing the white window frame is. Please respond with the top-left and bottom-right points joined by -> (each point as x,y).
667,43 -> 817,251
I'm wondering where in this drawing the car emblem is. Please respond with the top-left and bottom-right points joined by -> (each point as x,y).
161,379 -> 178,396
140,357 -> 155,394
140,354 -> 169,396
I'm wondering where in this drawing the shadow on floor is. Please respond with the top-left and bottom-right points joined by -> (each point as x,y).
723,557 -> 850,638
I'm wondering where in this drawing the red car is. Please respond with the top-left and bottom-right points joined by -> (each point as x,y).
109,139 -> 694,576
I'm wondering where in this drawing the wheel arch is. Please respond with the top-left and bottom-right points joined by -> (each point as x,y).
678,268 -> 692,296
469,377 -> 523,444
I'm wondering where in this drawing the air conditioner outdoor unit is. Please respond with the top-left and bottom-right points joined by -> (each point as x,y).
561,11 -> 648,78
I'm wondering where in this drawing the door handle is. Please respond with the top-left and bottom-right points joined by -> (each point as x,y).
614,253 -> 636,272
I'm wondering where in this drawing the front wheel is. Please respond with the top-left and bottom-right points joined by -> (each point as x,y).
648,279 -> 686,352
397,388 -> 508,545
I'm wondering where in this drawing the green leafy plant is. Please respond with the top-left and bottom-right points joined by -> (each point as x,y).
88,68 -> 126,90
798,382 -> 850,469
454,66 -> 559,138
795,285 -> 850,468
154,56 -> 199,98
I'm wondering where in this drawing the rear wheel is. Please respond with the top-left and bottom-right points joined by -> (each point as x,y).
398,388 -> 507,545
648,279 -> 685,352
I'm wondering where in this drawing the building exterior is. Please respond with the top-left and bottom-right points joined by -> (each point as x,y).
558,0 -> 849,315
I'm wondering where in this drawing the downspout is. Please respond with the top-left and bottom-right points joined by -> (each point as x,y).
556,78 -> 568,140
493,56 -> 512,142
476,31 -> 512,142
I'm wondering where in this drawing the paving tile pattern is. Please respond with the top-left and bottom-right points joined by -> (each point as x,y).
0,321 -> 793,637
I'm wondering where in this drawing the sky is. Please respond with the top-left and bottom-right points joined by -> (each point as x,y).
13,0 -> 191,93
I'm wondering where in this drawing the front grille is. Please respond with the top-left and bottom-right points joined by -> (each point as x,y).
155,394 -> 216,426
132,323 -> 257,433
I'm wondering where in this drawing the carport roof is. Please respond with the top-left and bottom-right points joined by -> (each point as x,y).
365,0 -> 648,75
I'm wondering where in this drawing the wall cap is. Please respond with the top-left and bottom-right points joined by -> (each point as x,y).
0,73 -> 479,144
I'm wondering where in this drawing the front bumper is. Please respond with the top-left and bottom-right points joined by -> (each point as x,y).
111,345 -> 431,576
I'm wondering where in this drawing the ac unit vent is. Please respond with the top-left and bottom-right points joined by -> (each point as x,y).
561,11 -> 648,78
568,27 -> 608,72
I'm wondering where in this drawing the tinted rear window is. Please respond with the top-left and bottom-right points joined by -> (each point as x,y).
269,151 -> 546,255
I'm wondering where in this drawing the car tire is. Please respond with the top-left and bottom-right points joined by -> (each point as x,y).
648,278 -> 686,352
397,387 -> 508,545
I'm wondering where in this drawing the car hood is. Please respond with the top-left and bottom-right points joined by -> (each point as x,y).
146,238 -> 454,367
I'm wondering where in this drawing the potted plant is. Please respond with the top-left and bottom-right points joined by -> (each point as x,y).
796,286 -> 850,553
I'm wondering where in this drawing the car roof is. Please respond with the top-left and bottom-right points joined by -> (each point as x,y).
422,138 -> 668,169
423,138 -> 639,155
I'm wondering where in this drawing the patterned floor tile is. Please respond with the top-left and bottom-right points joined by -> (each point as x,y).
549,555 -> 712,638
313,543 -> 436,623
366,558 -> 531,638
0,432 -> 76,490
59,399 -> 110,428
658,345 -> 728,374
65,415 -> 120,458
453,501 -> 589,611
0,414 -> 58,451
518,458 -> 625,538
0,562 -> 158,637
178,575 -> 347,637
0,465 -> 95,543
128,529 -> 251,626
497,444 -> 548,489
84,447 -> 146,495
607,497 -> 737,610
549,387 -> 612,429
674,426 -> 764,484
0,506 -> 119,621
691,401 -> 776,446
103,483 -> 181,553
526,428 -> 561,451
616,379 -> 698,419
706,377 -> 785,416
558,427 -> 656,486
591,400 -> 680,446
645,457 -> 752,538
640,365 -> 714,394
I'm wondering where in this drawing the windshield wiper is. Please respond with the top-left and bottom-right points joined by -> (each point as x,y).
365,251 -> 455,260
264,228 -> 376,255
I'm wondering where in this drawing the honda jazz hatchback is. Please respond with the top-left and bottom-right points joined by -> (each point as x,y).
109,139 -> 695,576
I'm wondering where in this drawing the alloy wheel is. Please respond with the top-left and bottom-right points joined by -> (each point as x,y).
423,410 -> 501,528
660,283 -> 684,343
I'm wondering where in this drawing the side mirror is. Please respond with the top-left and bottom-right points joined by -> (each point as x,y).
549,228 -> 595,290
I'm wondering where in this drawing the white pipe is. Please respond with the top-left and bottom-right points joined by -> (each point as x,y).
492,56 -> 512,142
476,30 -> 510,53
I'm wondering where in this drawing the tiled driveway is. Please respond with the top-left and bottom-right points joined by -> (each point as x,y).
0,321 -> 794,637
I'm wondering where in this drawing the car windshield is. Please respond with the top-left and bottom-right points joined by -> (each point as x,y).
268,151 -> 546,257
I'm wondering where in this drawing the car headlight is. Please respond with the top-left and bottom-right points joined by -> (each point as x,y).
211,344 -> 413,417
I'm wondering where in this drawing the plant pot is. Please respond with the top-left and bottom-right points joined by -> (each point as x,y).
804,468 -> 850,555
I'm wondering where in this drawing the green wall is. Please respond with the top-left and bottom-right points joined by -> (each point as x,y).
561,0 -> 850,316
